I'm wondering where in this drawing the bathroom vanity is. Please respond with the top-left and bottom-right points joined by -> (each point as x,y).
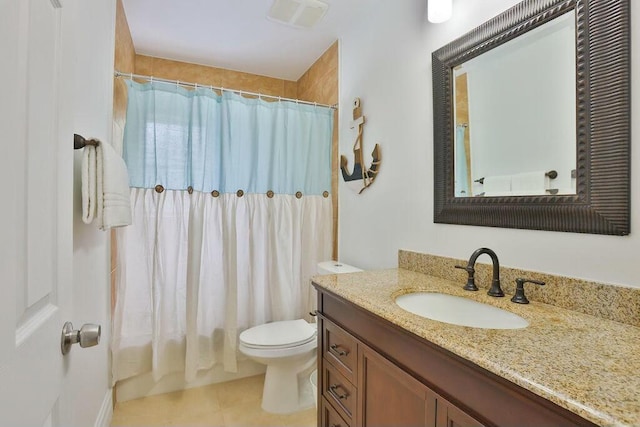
312,268 -> 640,427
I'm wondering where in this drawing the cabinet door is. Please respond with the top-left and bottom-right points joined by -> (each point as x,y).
436,397 -> 485,427
358,344 -> 436,427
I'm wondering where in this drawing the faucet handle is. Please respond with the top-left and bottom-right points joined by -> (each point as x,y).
511,278 -> 545,304
454,265 -> 478,291
454,264 -> 473,273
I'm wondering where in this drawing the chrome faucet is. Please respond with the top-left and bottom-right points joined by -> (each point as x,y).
455,248 -> 504,297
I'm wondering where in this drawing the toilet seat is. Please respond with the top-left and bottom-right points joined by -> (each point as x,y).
241,334 -> 316,350
240,319 -> 316,349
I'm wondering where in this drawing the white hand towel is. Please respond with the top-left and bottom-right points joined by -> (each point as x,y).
483,175 -> 512,196
82,146 -> 97,223
81,139 -> 132,230
98,141 -> 132,229
511,171 -> 548,196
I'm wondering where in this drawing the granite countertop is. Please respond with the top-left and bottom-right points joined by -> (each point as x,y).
312,268 -> 640,427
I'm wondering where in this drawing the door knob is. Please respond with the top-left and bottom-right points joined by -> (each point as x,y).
61,322 -> 101,355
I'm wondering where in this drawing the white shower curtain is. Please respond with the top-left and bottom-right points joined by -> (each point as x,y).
111,80 -> 333,383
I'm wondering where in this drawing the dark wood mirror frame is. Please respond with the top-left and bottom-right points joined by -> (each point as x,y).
432,0 -> 630,235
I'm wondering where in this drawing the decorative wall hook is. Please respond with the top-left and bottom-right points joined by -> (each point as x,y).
340,98 -> 381,194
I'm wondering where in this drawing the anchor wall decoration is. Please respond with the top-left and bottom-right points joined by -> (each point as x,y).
340,97 -> 381,194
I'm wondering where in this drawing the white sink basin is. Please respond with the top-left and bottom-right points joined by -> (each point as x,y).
395,292 -> 528,329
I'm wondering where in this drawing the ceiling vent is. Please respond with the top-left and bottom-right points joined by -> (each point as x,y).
267,0 -> 329,29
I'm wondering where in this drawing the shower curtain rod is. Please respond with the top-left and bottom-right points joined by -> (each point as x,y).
114,70 -> 338,110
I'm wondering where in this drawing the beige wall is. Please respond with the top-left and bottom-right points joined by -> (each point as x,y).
135,55 -> 297,99
113,0 -> 135,139
454,73 -> 472,193
297,41 -> 338,104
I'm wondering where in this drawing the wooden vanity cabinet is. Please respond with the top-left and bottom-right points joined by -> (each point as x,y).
315,287 -> 597,427
319,315 -> 481,427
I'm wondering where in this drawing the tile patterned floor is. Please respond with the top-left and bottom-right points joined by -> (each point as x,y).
111,374 -> 316,427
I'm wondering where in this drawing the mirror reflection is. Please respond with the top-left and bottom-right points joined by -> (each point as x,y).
453,11 -> 576,197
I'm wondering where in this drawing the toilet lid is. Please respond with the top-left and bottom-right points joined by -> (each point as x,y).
240,319 -> 316,349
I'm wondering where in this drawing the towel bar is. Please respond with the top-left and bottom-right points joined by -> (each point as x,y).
474,170 -> 558,185
74,134 -> 100,149
475,189 -> 560,196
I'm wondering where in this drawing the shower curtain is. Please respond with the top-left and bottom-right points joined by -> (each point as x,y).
111,80 -> 333,383
455,125 -> 470,196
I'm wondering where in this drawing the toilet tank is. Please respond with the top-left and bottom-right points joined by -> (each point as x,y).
317,261 -> 362,275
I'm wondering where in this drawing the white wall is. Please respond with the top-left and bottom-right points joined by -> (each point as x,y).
465,13 -> 575,193
338,0 -> 640,288
59,1 -> 116,426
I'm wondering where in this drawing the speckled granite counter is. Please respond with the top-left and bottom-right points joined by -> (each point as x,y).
312,268 -> 640,427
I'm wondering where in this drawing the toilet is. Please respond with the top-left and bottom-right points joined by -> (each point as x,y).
316,260 -> 364,276
239,260 -> 362,414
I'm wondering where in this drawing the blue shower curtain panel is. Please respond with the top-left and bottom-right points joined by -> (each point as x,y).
123,80 -> 333,196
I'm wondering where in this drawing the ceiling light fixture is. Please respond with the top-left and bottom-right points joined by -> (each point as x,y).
267,0 -> 329,29
428,0 -> 452,23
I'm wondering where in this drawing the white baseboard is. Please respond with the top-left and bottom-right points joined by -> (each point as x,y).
93,389 -> 113,427
115,360 -> 266,402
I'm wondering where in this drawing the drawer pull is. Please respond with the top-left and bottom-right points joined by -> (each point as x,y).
330,344 -> 349,356
329,384 -> 348,399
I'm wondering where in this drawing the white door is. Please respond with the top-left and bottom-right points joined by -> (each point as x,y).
0,0 -> 110,425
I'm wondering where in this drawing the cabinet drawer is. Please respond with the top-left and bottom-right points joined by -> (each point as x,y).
323,318 -> 357,381
323,359 -> 357,421
321,396 -> 351,427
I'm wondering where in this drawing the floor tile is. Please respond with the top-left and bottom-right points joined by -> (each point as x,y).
111,374 -> 318,427
279,407 -> 316,427
213,374 -> 264,409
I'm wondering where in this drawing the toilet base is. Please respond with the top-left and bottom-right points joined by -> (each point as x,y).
260,354 -> 317,414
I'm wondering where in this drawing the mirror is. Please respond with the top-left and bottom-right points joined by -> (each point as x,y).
453,12 -> 576,197
433,0 -> 630,235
